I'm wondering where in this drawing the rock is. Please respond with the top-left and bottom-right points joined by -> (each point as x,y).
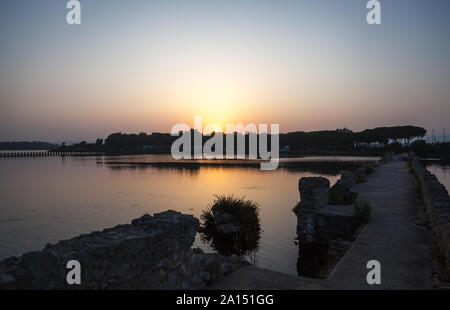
298,177 -> 330,208
0,210 -> 246,290
0,274 -> 15,285
329,171 -> 357,205
295,177 -> 363,279
192,248 -> 204,254
341,171 -> 356,186
296,177 -> 330,242
410,157 -> 450,278
131,213 -> 153,225
316,210 -> 360,240
355,166 -> 367,183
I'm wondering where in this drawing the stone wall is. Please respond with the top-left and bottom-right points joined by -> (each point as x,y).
410,157 -> 450,277
294,177 -> 361,278
296,177 -> 331,242
0,210 -> 246,289
295,177 -> 363,243
329,171 -> 357,205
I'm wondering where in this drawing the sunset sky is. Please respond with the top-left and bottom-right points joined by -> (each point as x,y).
1,0 -> 449,142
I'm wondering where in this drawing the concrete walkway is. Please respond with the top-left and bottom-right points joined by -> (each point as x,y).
322,156 -> 432,289
210,265 -> 322,290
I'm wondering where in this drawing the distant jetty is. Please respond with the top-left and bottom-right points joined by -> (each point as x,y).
0,151 -> 103,158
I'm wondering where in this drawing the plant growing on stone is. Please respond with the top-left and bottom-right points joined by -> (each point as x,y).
200,195 -> 261,258
353,200 -> 372,223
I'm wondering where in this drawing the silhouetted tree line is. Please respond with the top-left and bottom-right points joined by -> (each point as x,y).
281,126 -> 427,152
50,125 -> 448,157
104,130 -> 286,154
281,128 -> 355,151
104,132 -> 172,151
411,140 -> 450,158
354,126 -> 427,148
53,139 -> 104,152
97,125 -> 427,153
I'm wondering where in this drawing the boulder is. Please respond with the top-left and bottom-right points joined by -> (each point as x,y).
329,171 -> 357,205
0,211 -> 246,289
355,166 -> 367,183
296,177 -> 330,242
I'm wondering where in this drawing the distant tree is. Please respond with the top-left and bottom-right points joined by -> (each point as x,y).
411,139 -> 429,157
386,141 -> 403,154
97,125 -> 426,154
437,142 -> 450,158
390,126 -> 426,147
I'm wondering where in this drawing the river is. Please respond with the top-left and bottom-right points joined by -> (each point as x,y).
0,154 -> 379,275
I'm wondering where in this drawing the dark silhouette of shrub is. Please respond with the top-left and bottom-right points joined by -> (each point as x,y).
200,195 -> 261,258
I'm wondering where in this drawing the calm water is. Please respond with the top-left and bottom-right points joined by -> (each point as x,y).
0,154 -> 378,275
421,160 -> 450,194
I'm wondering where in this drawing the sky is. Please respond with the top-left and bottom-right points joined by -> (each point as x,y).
0,0 -> 449,142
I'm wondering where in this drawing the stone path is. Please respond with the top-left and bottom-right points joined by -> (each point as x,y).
209,265 -> 322,290
322,156 -> 432,289
214,156 -> 433,289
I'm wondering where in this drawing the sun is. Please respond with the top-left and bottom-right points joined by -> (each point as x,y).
203,123 -> 224,135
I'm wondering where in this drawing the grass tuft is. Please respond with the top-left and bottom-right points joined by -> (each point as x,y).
200,195 -> 261,257
201,194 -> 260,228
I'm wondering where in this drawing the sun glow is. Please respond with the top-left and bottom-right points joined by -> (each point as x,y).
203,124 -> 223,134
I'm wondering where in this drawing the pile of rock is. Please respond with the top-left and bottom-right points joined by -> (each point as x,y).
329,171 -> 357,205
295,177 -> 361,278
295,177 -> 362,243
329,161 -> 378,205
355,166 -> 367,183
296,177 -> 331,242
355,161 -> 378,183
0,211 -> 247,289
